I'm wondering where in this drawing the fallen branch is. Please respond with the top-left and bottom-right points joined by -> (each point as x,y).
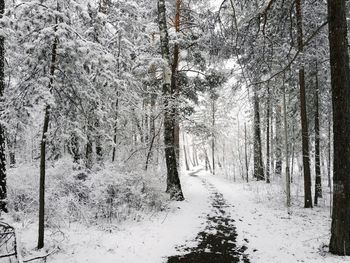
23,248 -> 59,263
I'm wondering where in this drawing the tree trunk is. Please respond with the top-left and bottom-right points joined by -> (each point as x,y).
283,85 -> 291,211
327,0 -> 350,255
253,88 -> 264,180
327,111 -> 331,188
204,149 -> 212,173
71,132 -> 81,163
112,33 -> 121,162
266,87 -> 271,183
296,0 -> 312,208
0,0 -> 7,214
245,123 -> 249,182
38,32 -> 58,250
85,133 -> 93,169
95,120 -> 103,163
173,0 -> 181,164
158,0 -> 184,201
314,65 -> 322,205
182,133 -> 189,171
275,102 -> 282,177
211,99 -> 215,175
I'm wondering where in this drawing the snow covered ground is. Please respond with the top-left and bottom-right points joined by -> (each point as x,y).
204,172 -> 349,263
13,169 -> 211,263
5,168 -> 350,263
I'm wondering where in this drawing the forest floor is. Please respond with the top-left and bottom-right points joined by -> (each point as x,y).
4,167 -> 350,263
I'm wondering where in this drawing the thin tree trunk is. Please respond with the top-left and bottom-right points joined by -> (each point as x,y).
291,125 -> 295,183
327,111 -> 331,188
270,107 -> 274,176
0,0 -> 7,213
314,64 -> 322,205
204,149 -> 212,173
112,95 -> 119,162
283,85 -> 291,212
173,0 -> 181,164
275,101 -> 283,176
253,88 -> 264,180
245,123 -> 249,182
193,146 -> 197,166
85,130 -> 93,169
266,87 -> 271,183
112,34 -> 121,162
38,30 -> 58,250
327,0 -> 350,254
145,121 -> 162,171
211,99 -> 215,175
296,0 -> 312,208
95,120 -> 103,162
182,133 -> 189,171
158,0 -> 184,200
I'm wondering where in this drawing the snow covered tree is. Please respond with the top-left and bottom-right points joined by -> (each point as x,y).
157,0 -> 184,201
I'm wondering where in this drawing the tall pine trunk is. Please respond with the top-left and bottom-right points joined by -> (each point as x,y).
38,32 -> 58,250
0,0 -> 7,213
296,0 -> 312,208
327,0 -> 350,255
158,0 -> 184,201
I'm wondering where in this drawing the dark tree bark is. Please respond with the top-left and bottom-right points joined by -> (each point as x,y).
296,0 -> 312,208
253,88 -> 264,181
0,0 -> 7,214
158,0 -> 184,201
38,32 -> 58,250
314,65 -> 322,206
327,0 -> 350,255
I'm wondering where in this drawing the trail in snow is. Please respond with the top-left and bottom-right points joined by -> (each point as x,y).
166,171 -> 250,263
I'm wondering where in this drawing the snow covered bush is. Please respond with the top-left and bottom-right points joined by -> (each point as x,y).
6,157 -> 168,228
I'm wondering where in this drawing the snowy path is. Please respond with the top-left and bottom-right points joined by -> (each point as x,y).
167,171 -> 249,262
37,168 -> 349,263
